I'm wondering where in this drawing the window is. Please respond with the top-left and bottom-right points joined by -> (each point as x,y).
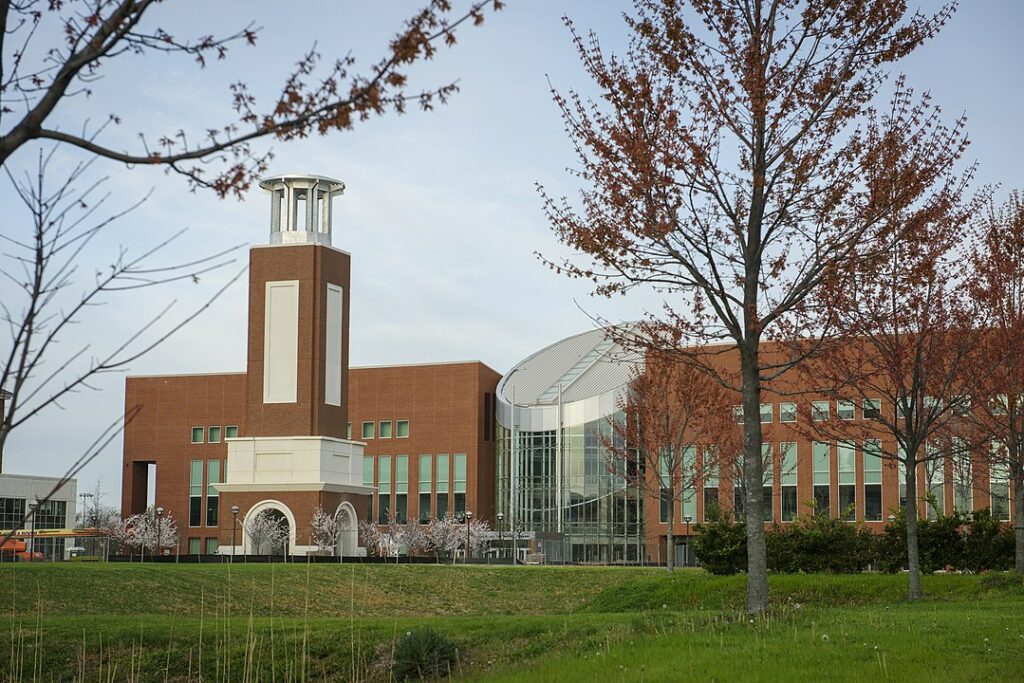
0,498 -> 25,530
191,427 -> 204,444
838,442 -> 856,521
188,537 -> 201,555
208,426 -> 222,444
762,443 -> 774,522
378,456 -> 391,523
225,425 -> 238,439
453,453 -> 467,515
396,420 -> 410,438
812,442 -> 831,516
732,405 -> 743,424
863,440 -> 882,522
837,400 -> 855,421
346,422 -> 352,439
702,456 -> 719,522
991,394 -> 1008,416
953,395 -> 971,417
898,446 -> 908,509
680,447 -> 697,522
362,456 -> 374,520
395,455 -> 408,523
418,454 -> 432,522
780,443 -> 798,522
812,401 -> 829,422
361,421 -> 374,439
862,399 -> 881,420
659,454 -> 672,523
33,499 -> 67,529
952,438 -> 972,514
206,460 -> 221,526
380,421 -> 393,439
659,488 -> 673,524
206,538 -> 219,555
991,461 -> 1010,521
760,403 -> 773,424
779,403 -> 797,423
925,448 -> 945,519
436,454 -> 450,517
189,460 -> 203,527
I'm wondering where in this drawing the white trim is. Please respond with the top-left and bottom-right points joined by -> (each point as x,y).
325,283 -> 344,406
243,499 -> 297,554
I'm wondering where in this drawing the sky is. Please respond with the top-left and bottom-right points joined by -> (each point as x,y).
2,1 -> 1022,508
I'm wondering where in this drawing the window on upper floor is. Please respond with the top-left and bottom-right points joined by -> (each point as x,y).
380,420 -> 393,439
208,426 -> 222,443
225,425 -> 238,439
191,427 -> 204,444
396,420 -> 409,438
361,421 -> 374,439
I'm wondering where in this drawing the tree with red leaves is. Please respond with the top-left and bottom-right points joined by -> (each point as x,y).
603,352 -> 741,572
0,0 -> 502,196
803,168 -> 980,599
540,0 -> 965,612
964,192 -> 1024,575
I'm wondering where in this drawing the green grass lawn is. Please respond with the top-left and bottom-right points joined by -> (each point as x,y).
1,563 -> 1021,681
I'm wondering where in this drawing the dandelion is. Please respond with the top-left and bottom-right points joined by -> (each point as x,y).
821,634 -> 830,643
662,604 -> 667,609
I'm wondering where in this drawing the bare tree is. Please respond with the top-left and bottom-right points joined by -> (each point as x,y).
540,0 -> 965,612
603,352 -> 740,571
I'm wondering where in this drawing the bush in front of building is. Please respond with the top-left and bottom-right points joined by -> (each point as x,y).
691,508 -> 747,575
962,509 -> 1015,573
391,627 -> 459,681
766,513 -> 876,574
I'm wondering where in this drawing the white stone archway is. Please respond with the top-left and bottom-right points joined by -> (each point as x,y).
243,500 -> 298,555
334,501 -> 359,556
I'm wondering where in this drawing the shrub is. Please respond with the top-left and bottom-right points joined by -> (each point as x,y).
392,627 -> 458,681
692,509 -> 746,575
767,512 -> 875,573
962,508 -> 1014,573
876,508 -> 970,573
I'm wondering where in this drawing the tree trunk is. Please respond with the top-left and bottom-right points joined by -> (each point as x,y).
666,484 -> 675,573
1012,462 -> 1024,575
740,347 -> 769,614
904,458 -> 922,600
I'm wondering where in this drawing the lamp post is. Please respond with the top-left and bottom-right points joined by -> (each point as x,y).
231,505 -> 240,563
683,515 -> 692,568
514,523 -> 523,565
155,507 -> 164,558
496,512 -> 504,559
464,511 -> 473,564
79,492 -> 94,556
28,500 -> 38,561
887,514 -> 896,525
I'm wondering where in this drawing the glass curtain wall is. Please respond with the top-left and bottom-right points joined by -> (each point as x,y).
496,413 -> 643,563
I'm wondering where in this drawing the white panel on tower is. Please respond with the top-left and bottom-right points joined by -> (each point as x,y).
263,280 -> 299,403
325,283 -> 344,406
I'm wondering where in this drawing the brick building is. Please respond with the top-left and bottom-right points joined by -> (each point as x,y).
120,174 -> 499,555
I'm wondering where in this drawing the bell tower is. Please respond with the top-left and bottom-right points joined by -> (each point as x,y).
244,173 -> 350,438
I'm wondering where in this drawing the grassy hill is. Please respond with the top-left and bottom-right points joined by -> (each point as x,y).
2,564 -> 1022,681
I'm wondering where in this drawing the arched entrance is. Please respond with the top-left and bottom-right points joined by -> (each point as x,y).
243,500 -> 297,555
335,501 -> 358,556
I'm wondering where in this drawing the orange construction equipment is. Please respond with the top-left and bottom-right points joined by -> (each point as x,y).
0,538 -> 43,562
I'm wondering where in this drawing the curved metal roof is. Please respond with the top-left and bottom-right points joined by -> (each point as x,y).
497,326 -> 641,407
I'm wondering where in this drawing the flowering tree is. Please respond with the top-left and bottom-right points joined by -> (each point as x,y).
244,510 -> 289,556
424,515 -> 462,563
540,0 -> 966,613
466,518 -> 491,557
310,505 -> 341,555
105,508 -> 179,557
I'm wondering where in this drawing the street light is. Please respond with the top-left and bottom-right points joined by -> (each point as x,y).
155,507 -> 164,557
514,523 -> 523,565
887,514 -> 896,525
464,511 -> 474,564
28,500 -> 38,561
496,512 -> 504,559
231,505 -> 240,563
683,515 -> 693,568
79,492 -> 94,556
